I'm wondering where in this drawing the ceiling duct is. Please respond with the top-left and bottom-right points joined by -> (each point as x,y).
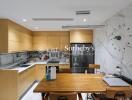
76,10 -> 91,15
62,25 -> 105,29
32,18 -> 74,21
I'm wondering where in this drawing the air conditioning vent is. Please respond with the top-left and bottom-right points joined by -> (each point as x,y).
76,10 -> 91,15
62,25 -> 105,29
32,18 -> 74,21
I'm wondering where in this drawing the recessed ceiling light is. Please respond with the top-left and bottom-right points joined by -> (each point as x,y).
35,27 -> 39,29
83,18 -> 87,22
22,19 -> 27,22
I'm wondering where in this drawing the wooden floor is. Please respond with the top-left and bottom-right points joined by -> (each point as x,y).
21,82 -> 91,100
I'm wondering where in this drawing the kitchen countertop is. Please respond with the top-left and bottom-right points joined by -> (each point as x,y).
0,61 -> 70,73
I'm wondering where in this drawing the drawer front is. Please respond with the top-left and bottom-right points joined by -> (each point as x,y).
59,64 -> 70,69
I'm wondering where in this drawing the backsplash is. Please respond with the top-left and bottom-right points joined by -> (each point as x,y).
94,4 -> 132,79
28,50 -> 70,62
0,52 -> 28,68
0,50 -> 70,68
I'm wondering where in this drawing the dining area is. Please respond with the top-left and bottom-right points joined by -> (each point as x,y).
33,65 -> 132,100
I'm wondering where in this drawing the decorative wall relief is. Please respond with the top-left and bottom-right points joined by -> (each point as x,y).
94,4 -> 132,79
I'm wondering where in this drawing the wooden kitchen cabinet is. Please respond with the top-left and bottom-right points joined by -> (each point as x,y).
60,33 -> 70,50
35,64 -> 46,81
70,29 -> 93,43
0,19 -> 8,52
0,19 -> 32,53
35,64 -> 70,81
59,64 -> 70,69
18,66 -> 35,97
0,70 -> 18,100
33,32 -> 48,51
0,64 -> 71,100
47,35 -> 60,50
0,66 -> 36,100
32,31 -> 70,51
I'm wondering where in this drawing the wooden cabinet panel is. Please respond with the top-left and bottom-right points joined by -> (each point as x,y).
60,34 -> 70,50
60,43 -> 68,50
35,64 -> 46,81
47,36 -> 60,50
8,41 -> 15,52
0,19 -> 8,52
8,21 -> 33,52
8,40 -> 21,52
0,19 -> 32,53
0,70 -> 18,100
70,29 -> 93,43
20,33 -> 32,51
18,66 -> 35,97
0,64 -> 72,100
33,35 -> 47,44
33,33 -> 47,51
59,64 -> 70,69
32,31 -> 70,51
60,34 -> 69,43
33,43 -> 47,51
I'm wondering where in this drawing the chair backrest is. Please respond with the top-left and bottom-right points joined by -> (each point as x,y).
106,88 -> 132,99
49,92 -> 77,100
89,64 -> 100,74
59,69 -> 72,73
89,64 -> 100,69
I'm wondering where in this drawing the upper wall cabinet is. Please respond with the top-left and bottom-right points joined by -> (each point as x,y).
70,29 -> 93,43
0,19 -> 32,53
60,33 -> 70,50
32,31 -> 70,51
32,32 -> 48,51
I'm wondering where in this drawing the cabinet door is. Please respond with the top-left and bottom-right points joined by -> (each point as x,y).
20,33 -> 32,51
18,66 -> 35,97
59,64 -> 70,69
60,35 -> 70,50
33,34 -> 47,51
70,30 -> 93,43
60,43 -> 68,51
8,20 -> 32,52
47,36 -> 60,50
8,40 -> 20,52
35,64 -> 46,81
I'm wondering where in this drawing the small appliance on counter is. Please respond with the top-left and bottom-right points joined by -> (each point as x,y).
46,66 -> 56,80
46,58 -> 59,80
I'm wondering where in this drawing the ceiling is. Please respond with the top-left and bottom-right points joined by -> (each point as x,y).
0,0 -> 132,31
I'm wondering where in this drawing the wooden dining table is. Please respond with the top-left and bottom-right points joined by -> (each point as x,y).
33,73 -> 132,99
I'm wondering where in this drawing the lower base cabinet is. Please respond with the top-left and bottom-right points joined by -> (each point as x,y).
35,64 -> 70,81
35,64 -> 46,81
59,64 -> 70,69
18,66 -> 35,98
0,64 -> 70,100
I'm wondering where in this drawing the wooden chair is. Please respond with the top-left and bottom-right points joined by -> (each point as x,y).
92,87 -> 132,100
89,64 -> 100,74
49,92 -> 76,100
87,64 -> 100,99
49,92 -> 82,100
106,88 -> 132,100
41,93 -> 49,100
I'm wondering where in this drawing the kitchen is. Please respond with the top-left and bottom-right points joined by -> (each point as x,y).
0,0 -> 132,100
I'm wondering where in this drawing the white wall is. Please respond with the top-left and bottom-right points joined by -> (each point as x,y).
94,4 -> 132,79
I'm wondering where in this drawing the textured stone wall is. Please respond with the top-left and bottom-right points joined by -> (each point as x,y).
94,4 -> 132,79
